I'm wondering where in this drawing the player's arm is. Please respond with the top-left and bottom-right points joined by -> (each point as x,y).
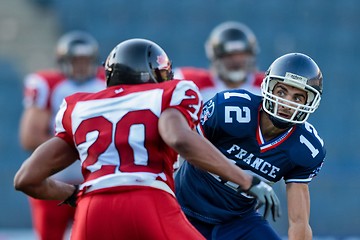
160,109 -> 280,221
159,108 -> 254,188
19,106 -> 52,151
14,137 -> 78,201
286,182 -> 312,240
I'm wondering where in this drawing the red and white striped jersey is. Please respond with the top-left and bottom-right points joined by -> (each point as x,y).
54,80 -> 202,192
23,68 -> 106,129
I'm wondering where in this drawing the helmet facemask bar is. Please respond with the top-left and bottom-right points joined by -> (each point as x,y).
147,46 -> 174,83
261,76 -> 321,124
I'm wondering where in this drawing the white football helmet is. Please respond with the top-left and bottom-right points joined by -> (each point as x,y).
261,53 -> 323,128
205,21 -> 258,83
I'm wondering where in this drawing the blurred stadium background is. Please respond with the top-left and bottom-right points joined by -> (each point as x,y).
1,0 -> 359,239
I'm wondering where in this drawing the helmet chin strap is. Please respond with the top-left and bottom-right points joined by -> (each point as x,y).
269,114 -> 294,129
266,100 -> 295,129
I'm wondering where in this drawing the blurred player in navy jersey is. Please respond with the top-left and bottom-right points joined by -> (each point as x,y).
175,52 -> 326,240
19,30 -> 105,240
174,21 -> 264,101
14,38 -> 280,239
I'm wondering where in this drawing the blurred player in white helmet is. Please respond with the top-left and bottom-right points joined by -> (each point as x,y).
174,21 -> 263,101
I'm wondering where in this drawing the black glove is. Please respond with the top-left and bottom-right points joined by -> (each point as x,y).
244,176 -> 281,221
58,185 -> 79,207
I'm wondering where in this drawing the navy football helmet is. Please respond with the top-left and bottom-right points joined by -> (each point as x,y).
104,38 -> 173,86
205,21 -> 259,83
56,31 -> 99,80
261,53 -> 323,128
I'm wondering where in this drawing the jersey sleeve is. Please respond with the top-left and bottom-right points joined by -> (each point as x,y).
284,159 -> 324,184
23,70 -> 64,109
168,80 -> 203,129
284,122 -> 326,183
23,73 -> 50,109
54,98 -> 75,146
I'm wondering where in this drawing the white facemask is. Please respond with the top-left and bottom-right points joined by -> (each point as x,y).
226,70 -> 247,82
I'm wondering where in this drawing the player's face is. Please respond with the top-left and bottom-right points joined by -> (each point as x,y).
221,52 -> 253,71
159,69 -> 173,81
70,56 -> 95,81
216,51 -> 255,83
272,83 -> 307,119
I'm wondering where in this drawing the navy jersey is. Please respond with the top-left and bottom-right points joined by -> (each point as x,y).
175,89 -> 326,224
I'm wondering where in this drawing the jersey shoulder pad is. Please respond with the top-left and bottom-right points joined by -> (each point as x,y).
214,89 -> 262,107
298,122 -> 325,150
169,79 -> 202,103
165,79 -> 202,127
35,69 -> 65,85
165,79 -> 200,91
284,122 -> 326,182
64,91 -> 92,105
290,122 -> 326,166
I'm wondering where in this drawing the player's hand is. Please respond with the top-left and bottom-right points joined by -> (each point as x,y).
58,185 -> 79,207
245,176 -> 281,221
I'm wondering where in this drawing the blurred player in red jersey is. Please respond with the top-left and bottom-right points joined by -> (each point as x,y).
14,38 -> 280,240
174,21 -> 264,101
19,30 -> 105,240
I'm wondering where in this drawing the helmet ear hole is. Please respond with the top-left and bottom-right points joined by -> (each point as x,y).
268,79 -> 278,92
306,91 -> 315,104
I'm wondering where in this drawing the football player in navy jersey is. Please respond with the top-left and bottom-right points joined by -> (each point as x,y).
175,52 -> 325,240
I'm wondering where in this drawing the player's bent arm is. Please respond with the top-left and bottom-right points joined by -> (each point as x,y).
159,108 -> 253,190
14,137 -> 78,201
19,107 -> 52,151
286,182 -> 312,240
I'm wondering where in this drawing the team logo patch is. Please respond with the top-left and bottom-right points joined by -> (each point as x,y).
201,100 -> 215,124
285,72 -> 307,84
